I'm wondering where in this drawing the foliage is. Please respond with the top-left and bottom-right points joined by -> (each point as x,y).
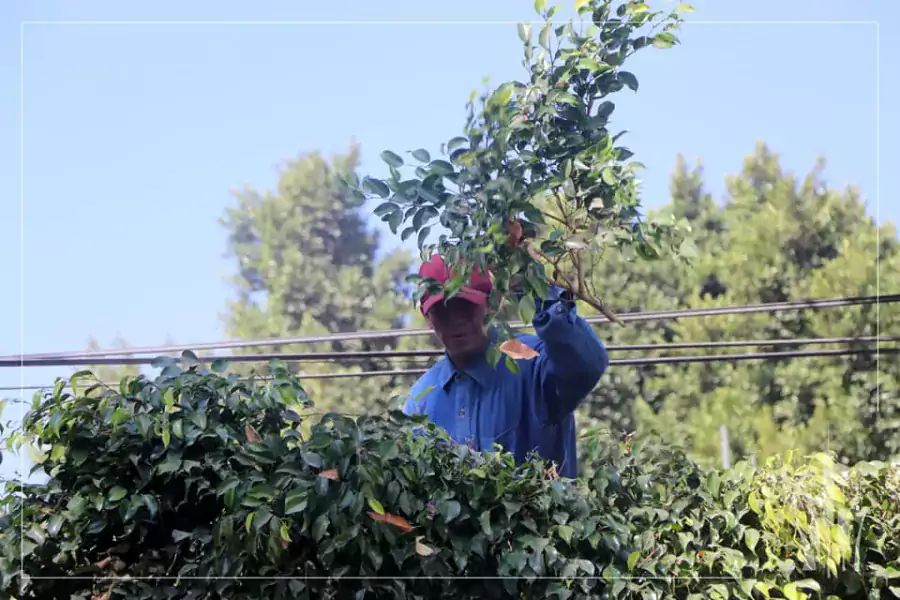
220,144 -> 432,414
572,144 -> 900,468
346,0 -> 695,358
2,362 -> 898,600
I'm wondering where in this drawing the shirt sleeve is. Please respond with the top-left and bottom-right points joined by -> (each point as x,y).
529,287 -> 609,423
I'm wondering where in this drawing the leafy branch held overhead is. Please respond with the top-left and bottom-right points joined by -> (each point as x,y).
345,0 -> 697,352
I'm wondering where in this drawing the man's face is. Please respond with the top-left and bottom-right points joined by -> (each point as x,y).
426,297 -> 488,363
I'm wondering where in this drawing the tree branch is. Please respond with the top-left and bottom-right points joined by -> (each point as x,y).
523,242 -> 625,327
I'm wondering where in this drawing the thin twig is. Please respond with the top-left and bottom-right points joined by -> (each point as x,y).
524,241 -> 624,327
540,210 -> 568,226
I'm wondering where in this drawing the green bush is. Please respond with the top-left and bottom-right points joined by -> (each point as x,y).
1,359 -> 898,599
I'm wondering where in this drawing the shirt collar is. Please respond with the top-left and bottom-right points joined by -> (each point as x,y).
437,327 -> 501,390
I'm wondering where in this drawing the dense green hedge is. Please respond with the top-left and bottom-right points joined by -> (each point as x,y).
1,358 -> 898,599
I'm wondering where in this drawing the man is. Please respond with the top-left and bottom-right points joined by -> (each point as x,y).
403,252 -> 609,479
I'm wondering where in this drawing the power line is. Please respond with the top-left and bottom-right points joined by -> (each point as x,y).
2,346 -> 895,392
4,293 -> 897,362
1,335 -> 897,368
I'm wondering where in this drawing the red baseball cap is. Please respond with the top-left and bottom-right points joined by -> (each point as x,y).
418,253 -> 493,315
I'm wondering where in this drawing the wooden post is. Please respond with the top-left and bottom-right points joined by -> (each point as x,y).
719,425 -> 731,469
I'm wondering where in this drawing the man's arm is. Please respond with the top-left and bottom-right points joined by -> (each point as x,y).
529,287 -> 609,422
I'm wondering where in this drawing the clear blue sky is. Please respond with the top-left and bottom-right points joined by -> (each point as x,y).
0,0 -> 896,479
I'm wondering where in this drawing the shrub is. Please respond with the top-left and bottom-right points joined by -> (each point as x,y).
1,359 -> 898,599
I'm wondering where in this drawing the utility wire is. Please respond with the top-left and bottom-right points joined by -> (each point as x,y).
5,293 -> 897,362
2,346 -> 896,392
1,336 -> 897,368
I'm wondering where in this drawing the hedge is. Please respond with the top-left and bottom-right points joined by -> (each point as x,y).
1,358 -> 897,599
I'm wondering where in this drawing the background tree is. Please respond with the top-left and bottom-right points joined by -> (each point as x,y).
575,142 -> 900,469
220,144 -> 435,414
79,334 -> 142,384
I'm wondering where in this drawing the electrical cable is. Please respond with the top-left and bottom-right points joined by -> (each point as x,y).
0,335 -> 896,369
5,293 -> 897,362
1,345 -> 895,392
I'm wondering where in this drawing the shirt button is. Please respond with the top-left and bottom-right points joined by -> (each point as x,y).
459,407 -> 466,417
556,304 -> 565,313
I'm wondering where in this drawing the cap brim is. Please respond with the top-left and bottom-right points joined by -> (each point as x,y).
421,287 -> 489,315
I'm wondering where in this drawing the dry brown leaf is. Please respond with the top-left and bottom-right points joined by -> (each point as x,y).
318,468 -> 339,481
543,464 -> 560,481
505,219 -> 524,248
499,338 -> 540,360
367,511 -> 415,533
415,535 -> 437,556
244,424 -> 262,443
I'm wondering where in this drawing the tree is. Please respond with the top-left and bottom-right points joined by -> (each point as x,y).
3,362 -> 898,599
220,144 -> 431,414
347,0 -> 695,372
575,143 -> 900,468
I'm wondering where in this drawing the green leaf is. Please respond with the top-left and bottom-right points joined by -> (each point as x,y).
181,350 -> 200,366
652,32 -> 678,49
211,358 -> 228,373
363,177 -> 390,198
782,584 -> 800,600
417,226 -> 432,249
627,2 -> 650,14
284,489 -> 307,516
518,22 -> 532,44
151,356 -> 175,369
439,499 -> 461,522
414,206 -> 439,231
534,0 -> 545,13
744,528 -> 760,551
429,160 -> 455,176
676,2 -> 695,12
576,57 -> 606,72
380,150 -> 404,168
108,486 -> 127,502
311,513 -> 328,542
302,451 -> 324,469
374,202 -> 400,218
479,510 -> 492,536
447,136 -> 468,152
504,355 -> 521,374
279,520 -> 292,543
518,294 -> 536,324
387,209 -> 404,234
627,551 -> 640,570
748,492 -> 761,513
412,148 -> 431,162
172,529 -> 192,542
539,24 -> 552,50
618,71 -> 639,91
794,579 -> 821,592
596,100 -> 615,118
368,498 -> 385,515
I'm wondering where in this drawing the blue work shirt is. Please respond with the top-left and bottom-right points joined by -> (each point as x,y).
402,288 -> 609,479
